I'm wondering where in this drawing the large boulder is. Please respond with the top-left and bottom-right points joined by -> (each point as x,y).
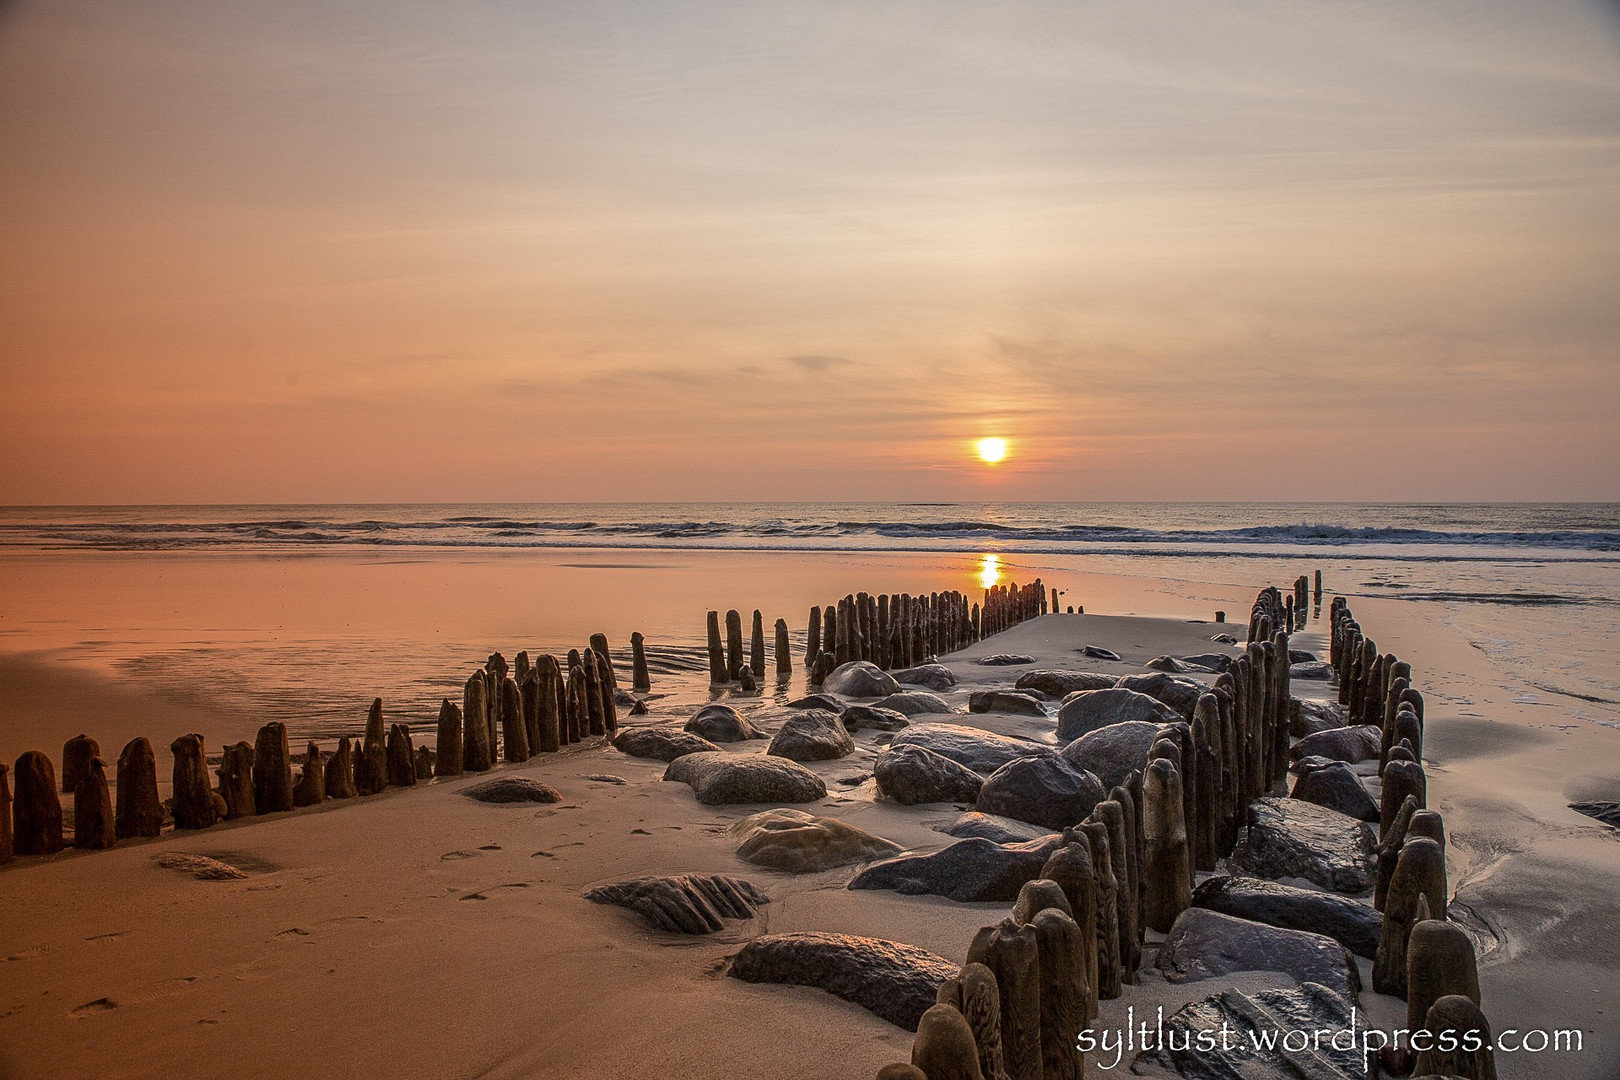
892,664 -> 957,691
841,705 -> 910,732
728,932 -> 958,1031
767,710 -> 855,762
1290,661 -> 1335,681
663,752 -> 827,805
583,874 -> 768,934
872,691 -> 956,716
1133,983 -> 1364,1079
1289,725 -> 1382,765
730,808 -> 902,872
1237,797 -> 1375,894
874,745 -> 984,805
1156,908 -> 1360,1001
941,811 -> 1057,846
1192,875 -> 1382,959
1115,672 -> 1208,718
975,755 -> 1106,831
1289,761 -> 1379,822
888,723 -> 1052,774
1055,688 -> 1178,741
1288,698 -> 1347,738
1059,720 -> 1160,790
823,661 -> 900,698
849,836 -> 1058,902
612,727 -> 722,762
967,690 -> 1047,717
1015,670 -> 1115,697
684,703 -> 766,743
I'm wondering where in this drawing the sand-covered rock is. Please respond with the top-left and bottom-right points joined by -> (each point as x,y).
1132,982 -> 1364,1079
612,727 -> 722,762
683,703 -> 765,743
872,691 -> 956,716
874,744 -> 983,805
892,664 -> 956,691
967,690 -> 1047,717
1058,720 -> 1159,789
463,777 -> 562,804
729,808 -> 902,871
849,837 -> 1056,902
1289,724 -> 1382,764
663,752 -> 826,805
1192,875 -> 1382,959
1055,688 -> 1177,740
1115,672 -> 1207,718
1238,797 -> 1375,894
1015,670 -> 1115,696
823,661 -> 899,698
840,705 -> 910,732
942,811 -> 1057,845
1156,908 -> 1360,1001
1289,760 -> 1379,822
728,931 -> 958,1031
583,874 -> 768,934
975,653 -> 1035,666
888,723 -> 1051,774
975,755 -> 1106,830
767,709 -> 854,762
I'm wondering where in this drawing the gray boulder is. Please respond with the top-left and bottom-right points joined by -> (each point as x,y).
889,723 -> 1052,774
968,690 -> 1047,717
1059,720 -> 1160,790
767,709 -> 855,762
849,836 -> 1056,902
1288,698 -> 1347,738
874,744 -> 984,805
1290,661 -> 1335,680
583,874 -> 768,934
1133,982 -> 1364,1079
1177,653 -> 1236,673
1016,669 -> 1116,696
976,653 -> 1035,666
1157,908 -> 1360,1001
1289,724 -> 1382,765
1238,797 -> 1375,894
462,777 -> 561,804
684,703 -> 766,743
1289,761 -> 1379,822
1115,672 -> 1208,718
730,808 -> 902,872
729,932 -> 958,1031
872,691 -> 956,716
1056,688 -> 1178,741
975,754 -> 1106,831
942,811 -> 1058,846
823,661 -> 900,698
663,752 -> 827,805
612,727 -> 722,762
1192,875 -> 1382,959
841,705 -> 910,732
892,664 -> 957,691
786,693 -> 845,711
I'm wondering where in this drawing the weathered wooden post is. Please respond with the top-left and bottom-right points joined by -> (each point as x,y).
253,722 -> 294,813
294,742 -> 325,806
725,610 -> 745,680
774,618 -> 791,676
61,734 -> 100,795
435,699 -> 463,777
116,737 -> 162,838
387,724 -> 417,786
218,742 -> 256,819
324,738 -> 357,799
805,606 -> 822,668
706,611 -> 727,684
462,672 -> 493,772
630,631 -> 651,692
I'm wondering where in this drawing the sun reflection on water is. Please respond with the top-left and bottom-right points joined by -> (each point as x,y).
977,553 -> 1001,590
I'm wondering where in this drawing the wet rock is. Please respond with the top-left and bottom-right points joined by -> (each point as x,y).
1290,724 -> 1383,765
1059,720 -> 1158,791
169,735 -> 218,830
1133,982 -> 1365,1079
911,1003 -> 985,1080
848,837 -> 1055,903
462,777 -> 562,804
1289,698 -> 1347,738
975,654 -> 1035,666
943,811 -> 1056,846
1157,908 -> 1360,1000
1115,672 -> 1207,718
293,742 -> 325,807
1239,797 -> 1375,895
1177,653 -> 1236,673
888,723 -> 1051,774
1193,875 -> 1382,959
683,703 -> 766,743
893,664 -> 958,691
968,691 -> 1047,717
823,661 -> 900,698
875,744 -> 983,805
976,755 -> 1106,831
114,738 -> 163,839
584,873 -> 769,934
1055,689 -> 1178,741
663,751 -> 826,805
1016,670 -> 1115,696
767,709 -> 855,762
872,691 -> 956,716
841,705 -> 911,732
786,693 -> 845,712
612,727 -> 722,761
729,931 -> 957,1031
729,807 -> 902,872
1289,760 -> 1379,822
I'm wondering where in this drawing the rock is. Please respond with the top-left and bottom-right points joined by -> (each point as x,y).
967,690 -> 1047,717
1115,672 -> 1207,718
1177,653 -> 1235,673
1145,655 -> 1191,672
888,723 -> 1052,774
155,852 -> 248,881
767,709 -> 855,762
965,920 -> 1043,1080
893,664 -> 958,690
462,777 -> 562,804
1058,720 -> 1159,790
849,837 -> 1055,902
1411,994 -> 1497,1080
612,727 -> 722,761
1080,645 -> 1121,661
786,693 -> 845,711
1289,697 -> 1347,738
1571,800 -> 1620,828
1406,917 -> 1480,1033
1016,670 -> 1115,696
663,751 -> 826,805
1289,761 -> 1379,822
943,812 -> 1056,846
975,755 -> 1106,831
1192,876 -> 1382,959
1142,757 -> 1192,933
729,808 -> 902,872
584,873 -> 769,933
875,745 -> 983,805
61,735 -> 100,795
1290,661 -> 1335,680
1289,724 -> 1383,764
684,703 -> 766,742
936,963 -> 1007,1080
841,705 -> 910,732
1239,797 -> 1376,895
872,691 -> 956,716
293,742 -> 325,807
114,738 -> 163,839
975,654 -> 1035,666
1210,632 -> 1239,644
729,932 -> 957,1031
1157,908 -> 1360,1001
911,1004 -> 985,1080
1055,689 -> 1178,741
1133,982 -> 1365,1079
169,734 -> 218,830
72,758 -> 115,850
1288,649 -> 1318,663
823,661 -> 900,698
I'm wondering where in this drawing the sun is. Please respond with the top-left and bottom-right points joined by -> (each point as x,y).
976,437 -> 1008,464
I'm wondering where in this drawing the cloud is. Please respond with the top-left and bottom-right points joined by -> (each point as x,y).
784,354 -> 855,373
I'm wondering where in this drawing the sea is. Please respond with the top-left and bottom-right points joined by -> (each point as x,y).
2,502 -> 1616,753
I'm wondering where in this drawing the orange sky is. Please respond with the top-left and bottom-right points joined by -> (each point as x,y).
2,1 -> 1618,503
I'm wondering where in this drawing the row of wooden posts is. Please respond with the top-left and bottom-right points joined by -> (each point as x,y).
0,632 -> 650,862
705,578 -> 1048,687
1244,571 -> 1321,644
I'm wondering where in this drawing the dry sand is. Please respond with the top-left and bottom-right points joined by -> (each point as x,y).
2,604 -> 1616,1079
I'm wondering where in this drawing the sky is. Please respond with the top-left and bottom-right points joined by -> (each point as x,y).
2,0 -> 1618,504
